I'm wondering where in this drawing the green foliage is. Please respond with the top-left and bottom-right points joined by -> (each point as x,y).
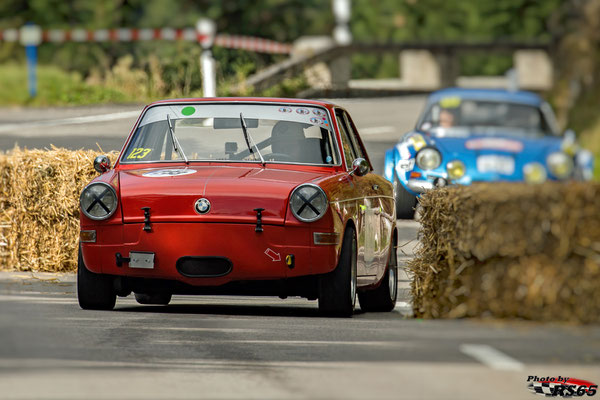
0,63 -> 137,106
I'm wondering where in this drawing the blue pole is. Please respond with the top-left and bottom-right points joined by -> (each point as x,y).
25,43 -> 37,98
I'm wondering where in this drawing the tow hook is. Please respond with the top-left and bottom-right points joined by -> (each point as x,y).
115,253 -> 130,267
254,208 -> 264,233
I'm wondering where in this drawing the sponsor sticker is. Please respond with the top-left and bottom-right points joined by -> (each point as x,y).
142,169 -> 196,177
466,138 -> 524,153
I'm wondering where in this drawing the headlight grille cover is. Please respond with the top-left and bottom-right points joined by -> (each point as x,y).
290,184 -> 328,222
80,182 -> 118,220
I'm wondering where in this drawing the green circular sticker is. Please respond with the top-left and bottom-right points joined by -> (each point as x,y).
181,106 -> 196,116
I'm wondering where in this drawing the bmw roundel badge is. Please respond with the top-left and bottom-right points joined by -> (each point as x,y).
194,198 -> 211,214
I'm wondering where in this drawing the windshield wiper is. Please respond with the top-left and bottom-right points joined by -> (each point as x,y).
167,114 -> 188,164
240,112 -> 265,167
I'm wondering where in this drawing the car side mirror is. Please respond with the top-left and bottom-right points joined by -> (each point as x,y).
350,158 -> 369,177
94,155 -> 111,173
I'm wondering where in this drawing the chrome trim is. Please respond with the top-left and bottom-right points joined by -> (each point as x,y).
406,179 -> 434,193
119,102 -> 342,168
332,195 -> 395,203
289,183 -> 328,223
79,182 -> 118,221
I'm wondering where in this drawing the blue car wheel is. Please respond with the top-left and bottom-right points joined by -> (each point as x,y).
394,175 -> 417,219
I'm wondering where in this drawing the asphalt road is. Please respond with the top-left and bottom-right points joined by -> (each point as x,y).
0,99 -> 599,399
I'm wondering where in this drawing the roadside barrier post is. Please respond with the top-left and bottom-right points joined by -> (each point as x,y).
330,0 -> 352,89
19,23 -> 42,98
197,18 -> 217,98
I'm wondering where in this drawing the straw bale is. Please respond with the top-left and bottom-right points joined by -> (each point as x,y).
409,182 -> 600,323
0,147 -> 118,272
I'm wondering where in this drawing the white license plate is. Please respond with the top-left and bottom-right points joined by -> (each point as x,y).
129,252 -> 154,269
476,155 -> 515,175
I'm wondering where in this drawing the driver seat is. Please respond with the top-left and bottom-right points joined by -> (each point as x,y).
270,121 -> 306,161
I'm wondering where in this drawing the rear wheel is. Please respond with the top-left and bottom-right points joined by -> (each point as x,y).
358,239 -> 398,312
134,293 -> 172,305
318,227 -> 357,317
77,245 -> 116,310
394,176 -> 416,219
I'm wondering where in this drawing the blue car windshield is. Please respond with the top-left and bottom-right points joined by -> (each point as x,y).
420,99 -> 556,138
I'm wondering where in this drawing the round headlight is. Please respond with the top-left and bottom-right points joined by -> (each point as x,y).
80,182 -> 118,220
416,148 -> 442,170
290,184 -> 328,222
546,152 -> 573,179
446,160 -> 466,180
523,162 -> 547,184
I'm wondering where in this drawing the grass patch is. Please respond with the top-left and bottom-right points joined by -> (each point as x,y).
0,63 -> 139,106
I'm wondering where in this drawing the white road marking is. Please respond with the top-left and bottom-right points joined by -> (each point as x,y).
0,110 -> 139,133
360,126 -> 396,135
140,327 -> 259,333
0,294 -> 77,303
395,301 -> 411,308
459,343 -> 524,371
153,339 -> 409,347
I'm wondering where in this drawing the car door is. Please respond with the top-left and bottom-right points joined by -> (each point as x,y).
335,109 -> 378,285
341,110 -> 387,280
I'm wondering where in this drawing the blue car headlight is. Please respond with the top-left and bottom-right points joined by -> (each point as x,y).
416,147 -> 442,170
546,152 -> 573,179
446,160 -> 466,180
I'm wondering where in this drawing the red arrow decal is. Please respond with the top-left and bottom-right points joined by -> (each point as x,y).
264,248 -> 281,262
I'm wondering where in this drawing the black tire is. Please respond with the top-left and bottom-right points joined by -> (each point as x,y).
394,176 -> 416,219
134,293 -> 172,305
318,227 -> 357,317
77,245 -> 116,310
358,239 -> 398,312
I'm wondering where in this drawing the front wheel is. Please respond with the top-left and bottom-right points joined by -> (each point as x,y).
358,240 -> 398,312
318,227 -> 357,317
77,245 -> 116,310
394,176 -> 417,219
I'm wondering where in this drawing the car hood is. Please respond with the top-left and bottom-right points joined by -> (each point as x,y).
428,134 -> 563,181
118,165 -> 326,224
431,134 -> 562,160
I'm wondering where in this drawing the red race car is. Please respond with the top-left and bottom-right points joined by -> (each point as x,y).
78,98 -> 397,316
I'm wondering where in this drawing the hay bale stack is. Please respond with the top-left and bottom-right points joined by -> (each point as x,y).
0,147 -> 118,272
410,182 -> 600,323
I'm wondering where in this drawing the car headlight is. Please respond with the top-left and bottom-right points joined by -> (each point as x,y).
80,182 -> 118,220
546,152 -> 573,179
523,162 -> 547,184
446,160 -> 466,180
416,147 -> 442,170
290,184 -> 328,222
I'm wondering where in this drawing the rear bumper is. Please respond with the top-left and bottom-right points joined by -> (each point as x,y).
81,222 -> 339,287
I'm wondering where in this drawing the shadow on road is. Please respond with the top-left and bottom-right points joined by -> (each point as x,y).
111,302 -> 388,319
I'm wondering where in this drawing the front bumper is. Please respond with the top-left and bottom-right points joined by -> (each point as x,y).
81,222 -> 339,287
406,179 -> 435,193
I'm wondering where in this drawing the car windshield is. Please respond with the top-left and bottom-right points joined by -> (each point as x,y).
419,98 -> 556,138
121,103 -> 340,165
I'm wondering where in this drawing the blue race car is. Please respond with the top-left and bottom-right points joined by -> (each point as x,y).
383,88 -> 594,218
